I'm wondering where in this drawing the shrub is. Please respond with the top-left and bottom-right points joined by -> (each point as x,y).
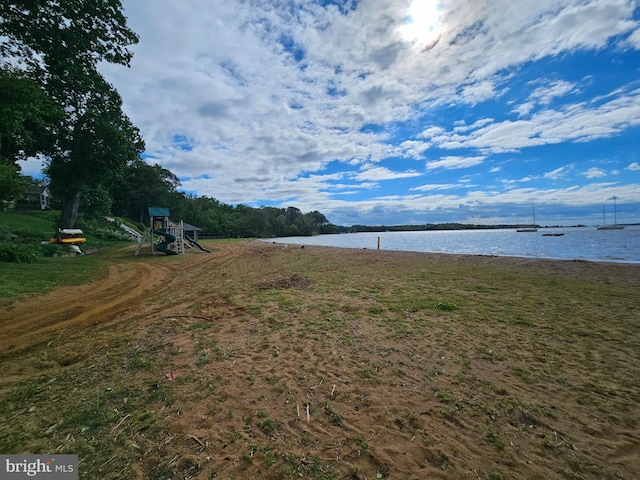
92,227 -> 135,241
0,241 -> 41,263
39,242 -> 66,257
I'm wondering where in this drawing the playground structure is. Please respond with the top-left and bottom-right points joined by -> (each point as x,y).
135,207 -> 209,256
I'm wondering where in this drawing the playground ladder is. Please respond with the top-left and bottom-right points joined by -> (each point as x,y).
135,227 -> 151,256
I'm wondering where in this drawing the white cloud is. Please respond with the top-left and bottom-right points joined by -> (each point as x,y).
626,162 -> 640,171
622,26 -> 640,49
353,166 -> 421,181
582,167 -> 607,178
411,183 -> 463,192
530,80 -> 576,105
427,87 -> 640,153
426,155 -> 486,170
544,167 -> 567,180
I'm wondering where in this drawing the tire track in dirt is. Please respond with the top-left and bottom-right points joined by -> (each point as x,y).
0,261 -> 169,356
0,243 -> 250,358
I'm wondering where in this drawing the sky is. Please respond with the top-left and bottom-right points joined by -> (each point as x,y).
31,0 -> 640,226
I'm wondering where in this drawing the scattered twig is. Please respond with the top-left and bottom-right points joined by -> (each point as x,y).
163,314 -> 213,321
100,455 -> 118,469
309,378 -> 324,389
110,414 -> 130,434
188,434 -> 206,447
306,404 -> 310,423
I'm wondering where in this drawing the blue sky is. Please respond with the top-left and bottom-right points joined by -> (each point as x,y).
39,0 -> 640,225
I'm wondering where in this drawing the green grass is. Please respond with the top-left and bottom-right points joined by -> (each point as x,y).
0,210 -> 128,301
0,254 -> 110,300
0,210 -> 59,239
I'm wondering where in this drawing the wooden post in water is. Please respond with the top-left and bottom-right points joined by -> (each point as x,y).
377,236 -> 380,250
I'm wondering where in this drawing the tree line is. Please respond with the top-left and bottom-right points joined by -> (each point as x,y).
0,0 -> 338,238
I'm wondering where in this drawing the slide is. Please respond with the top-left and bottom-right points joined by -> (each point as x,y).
153,229 -> 178,255
186,235 -> 210,253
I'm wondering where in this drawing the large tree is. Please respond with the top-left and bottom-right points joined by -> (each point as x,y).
110,159 -> 182,224
46,75 -> 144,227
1,0 -> 141,227
0,68 -> 62,166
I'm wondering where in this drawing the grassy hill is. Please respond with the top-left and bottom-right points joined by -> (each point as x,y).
0,210 -> 127,301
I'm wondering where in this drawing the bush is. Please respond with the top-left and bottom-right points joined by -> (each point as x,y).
0,241 -> 41,263
92,227 -> 136,241
39,242 -> 66,257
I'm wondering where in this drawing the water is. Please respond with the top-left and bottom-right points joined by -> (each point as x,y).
263,226 -> 640,263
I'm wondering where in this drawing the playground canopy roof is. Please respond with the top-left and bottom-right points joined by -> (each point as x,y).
183,222 -> 202,232
148,207 -> 170,217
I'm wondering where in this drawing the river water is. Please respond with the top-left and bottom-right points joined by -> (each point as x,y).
263,226 -> 640,264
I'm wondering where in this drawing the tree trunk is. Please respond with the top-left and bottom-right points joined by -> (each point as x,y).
60,188 -> 83,228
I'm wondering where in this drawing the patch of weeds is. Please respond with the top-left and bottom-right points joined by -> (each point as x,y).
242,445 -> 258,463
355,435 -> 369,450
196,355 -> 212,367
279,452 -> 303,476
394,411 -> 422,433
440,406 -> 462,426
438,451 -> 450,471
376,465 -> 390,478
436,301 -> 458,311
422,368 -> 444,384
125,346 -> 153,371
510,314 -> 533,326
187,323 -> 209,331
300,432 -> 314,446
513,367 -> 532,382
473,285 -> 496,293
478,425 -> 505,450
435,390 -> 455,403
354,392 -> 371,409
264,447 -> 277,468
324,401 -> 343,426
258,417 -> 281,436
422,436 -> 436,447
477,346 -> 498,361
61,398 -> 118,433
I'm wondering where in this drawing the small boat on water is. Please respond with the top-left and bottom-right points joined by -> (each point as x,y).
542,233 -> 565,237
596,197 -> 624,230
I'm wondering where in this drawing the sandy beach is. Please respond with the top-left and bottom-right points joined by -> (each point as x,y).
1,241 -> 638,479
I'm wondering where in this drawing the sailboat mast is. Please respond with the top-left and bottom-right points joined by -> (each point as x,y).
532,203 -> 536,226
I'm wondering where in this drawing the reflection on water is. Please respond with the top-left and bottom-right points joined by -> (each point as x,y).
264,226 -> 640,263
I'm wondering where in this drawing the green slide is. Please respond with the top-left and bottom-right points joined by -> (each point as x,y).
153,229 -> 178,255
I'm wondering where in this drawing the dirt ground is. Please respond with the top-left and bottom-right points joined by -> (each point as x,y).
1,241 -> 639,479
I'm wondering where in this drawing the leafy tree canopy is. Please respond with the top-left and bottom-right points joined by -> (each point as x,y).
0,68 -> 63,165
